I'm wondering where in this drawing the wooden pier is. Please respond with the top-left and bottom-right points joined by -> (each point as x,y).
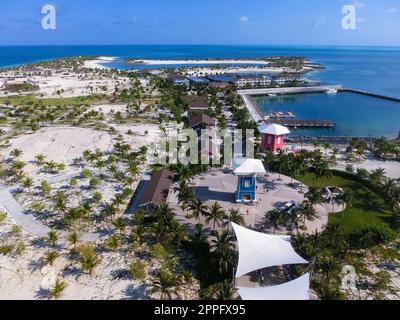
269,119 -> 336,128
285,135 -> 378,145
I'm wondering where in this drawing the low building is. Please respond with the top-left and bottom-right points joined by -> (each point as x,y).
186,95 -> 209,114
232,158 -> 266,203
188,77 -> 210,85
189,113 -> 217,131
259,123 -> 291,153
139,169 -> 175,211
167,74 -> 190,86
234,76 -> 272,88
207,75 -> 235,83
209,81 -> 230,89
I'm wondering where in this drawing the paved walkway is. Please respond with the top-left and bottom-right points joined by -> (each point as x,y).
0,186 -> 49,237
0,185 -> 106,242
169,169 -> 332,235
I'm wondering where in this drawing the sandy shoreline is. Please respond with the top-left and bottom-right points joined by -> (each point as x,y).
127,59 -> 271,66
84,56 -> 116,70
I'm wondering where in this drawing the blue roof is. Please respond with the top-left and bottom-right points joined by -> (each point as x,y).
188,77 -> 210,83
207,75 -> 234,83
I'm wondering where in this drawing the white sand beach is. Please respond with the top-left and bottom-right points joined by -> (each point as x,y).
130,59 -> 271,66
84,56 -> 117,70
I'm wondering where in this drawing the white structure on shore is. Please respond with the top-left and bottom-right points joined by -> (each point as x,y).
232,223 -> 310,300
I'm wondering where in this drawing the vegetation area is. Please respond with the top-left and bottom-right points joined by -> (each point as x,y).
297,172 -> 392,233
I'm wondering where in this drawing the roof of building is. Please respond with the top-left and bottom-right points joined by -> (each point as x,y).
140,169 -> 175,207
185,95 -> 209,110
258,123 -> 291,136
232,158 -> 266,176
207,75 -> 234,82
188,76 -> 210,83
209,81 -> 229,88
188,113 -> 216,128
167,73 -> 188,81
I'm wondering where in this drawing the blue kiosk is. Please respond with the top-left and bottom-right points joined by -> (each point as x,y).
232,158 -> 267,203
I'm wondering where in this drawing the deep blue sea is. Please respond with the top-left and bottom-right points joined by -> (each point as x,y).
1,45 -> 400,97
1,45 -> 400,137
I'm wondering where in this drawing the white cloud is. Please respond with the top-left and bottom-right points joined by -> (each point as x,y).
352,1 -> 365,9
311,16 -> 326,27
239,16 -> 249,25
387,7 -> 399,14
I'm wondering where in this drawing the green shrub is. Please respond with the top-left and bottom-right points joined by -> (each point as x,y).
151,243 -> 167,258
0,211 -> 7,223
0,244 -> 15,255
129,261 -> 146,280
351,223 -> 397,248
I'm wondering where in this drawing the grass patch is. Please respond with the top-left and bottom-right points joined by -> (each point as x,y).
297,173 -> 392,233
0,95 -> 109,107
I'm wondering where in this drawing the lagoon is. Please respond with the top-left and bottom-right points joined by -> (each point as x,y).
254,92 -> 400,139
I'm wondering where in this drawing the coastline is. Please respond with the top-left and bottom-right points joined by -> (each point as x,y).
83,56 -> 116,70
126,59 -> 272,66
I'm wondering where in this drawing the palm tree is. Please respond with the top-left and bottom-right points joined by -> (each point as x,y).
383,178 -> 397,197
302,201 -> 316,226
267,209 -> 281,234
191,223 -> 207,245
167,220 -> 187,246
224,209 -> 245,230
22,177 -> 33,196
337,191 -> 355,216
53,192 -> 68,215
205,202 -> 226,231
47,230 -> 58,247
211,230 -> 235,275
45,250 -> 59,266
369,168 -> 386,186
151,269 -> 181,300
177,183 -> 194,213
35,154 -> 46,166
78,243 -> 101,274
212,279 -> 237,300
48,278 -> 68,300
111,217 -> 125,233
67,231 -> 80,252
305,187 -> 324,210
10,148 -> 23,159
156,204 -> 175,225
188,198 -> 208,223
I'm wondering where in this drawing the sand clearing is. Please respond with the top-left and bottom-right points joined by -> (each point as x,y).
83,56 -> 116,70
6,127 -> 113,164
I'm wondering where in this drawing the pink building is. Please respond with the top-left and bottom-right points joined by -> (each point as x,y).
259,123 -> 291,153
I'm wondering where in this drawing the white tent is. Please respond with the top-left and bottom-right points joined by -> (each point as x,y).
232,223 -> 308,278
232,158 -> 266,176
237,273 -> 310,300
258,123 -> 291,136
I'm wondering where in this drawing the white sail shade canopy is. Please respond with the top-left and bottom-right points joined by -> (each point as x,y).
237,273 -> 310,300
232,223 -> 308,278
231,158 -> 266,176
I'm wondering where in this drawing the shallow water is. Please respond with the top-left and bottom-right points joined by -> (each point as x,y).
254,92 -> 400,138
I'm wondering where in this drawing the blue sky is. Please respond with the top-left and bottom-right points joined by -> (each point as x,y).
1,0 -> 400,46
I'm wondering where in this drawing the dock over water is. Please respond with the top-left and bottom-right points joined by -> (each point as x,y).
269,119 -> 335,128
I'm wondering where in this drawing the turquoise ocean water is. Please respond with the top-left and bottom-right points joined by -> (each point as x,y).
1,45 -> 400,137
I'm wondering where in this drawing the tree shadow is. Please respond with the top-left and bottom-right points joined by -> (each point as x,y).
35,288 -> 50,300
194,186 -> 235,203
122,283 -> 149,300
